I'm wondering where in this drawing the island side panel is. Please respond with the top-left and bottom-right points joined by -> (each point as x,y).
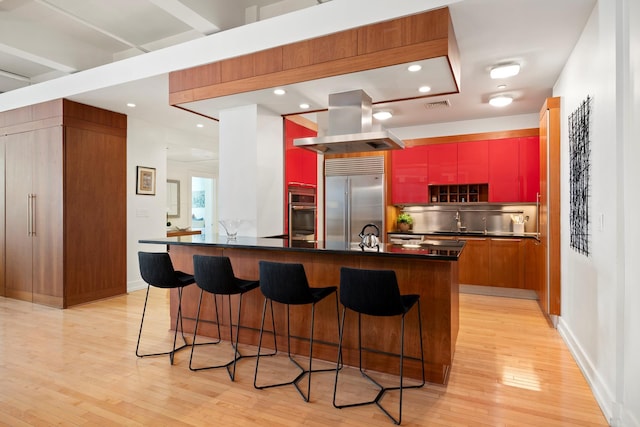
168,244 -> 458,384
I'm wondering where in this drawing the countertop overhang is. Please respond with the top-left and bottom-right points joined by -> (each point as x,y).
139,234 -> 464,261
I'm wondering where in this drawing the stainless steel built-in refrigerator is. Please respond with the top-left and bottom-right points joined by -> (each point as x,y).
325,157 -> 385,243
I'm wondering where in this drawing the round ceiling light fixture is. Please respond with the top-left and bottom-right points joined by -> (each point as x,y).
373,110 -> 393,120
299,103 -> 310,109
489,95 -> 513,107
418,85 -> 431,93
407,64 -> 422,72
490,62 -> 521,79
273,88 -> 286,95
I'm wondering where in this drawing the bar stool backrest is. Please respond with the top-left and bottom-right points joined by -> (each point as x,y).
258,261 -> 314,305
339,267 -> 405,316
138,252 -> 181,289
193,255 -> 242,295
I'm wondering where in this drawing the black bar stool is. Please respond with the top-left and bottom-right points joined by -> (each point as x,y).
136,251 -> 195,365
333,267 -> 425,425
254,260 -> 339,402
189,255 -> 275,380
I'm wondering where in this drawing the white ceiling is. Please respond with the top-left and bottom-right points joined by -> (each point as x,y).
0,0 -> 596,163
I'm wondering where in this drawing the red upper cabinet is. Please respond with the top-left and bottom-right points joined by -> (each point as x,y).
457,140 -> 488,184
519,136 -> 540,202
427,143 -> 457,185
391,145 -> 429,204
488,138 -> 519,202
284,119 -> 317,187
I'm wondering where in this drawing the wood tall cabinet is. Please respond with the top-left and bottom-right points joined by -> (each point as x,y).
0,136 -> 4,296
1,99 -> 127,308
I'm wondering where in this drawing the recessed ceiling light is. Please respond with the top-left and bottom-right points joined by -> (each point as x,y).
489,95 -> 513,107
273,88 -> 286,95
490,63 -> 520,79
373,110 -> 393,120
497,84 -> 507,89
418,86 -> 431,93
126,103 -> 136,108
407,64 -> 422,72
299,103 -> 310,109
196,124 -> 204,128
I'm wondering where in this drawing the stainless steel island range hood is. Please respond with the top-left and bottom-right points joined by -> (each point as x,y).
293,89 -> 405,154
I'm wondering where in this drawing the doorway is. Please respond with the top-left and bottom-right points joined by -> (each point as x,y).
191,176 -> 215,235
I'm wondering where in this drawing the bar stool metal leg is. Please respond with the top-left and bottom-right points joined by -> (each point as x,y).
136,286 -> 189,365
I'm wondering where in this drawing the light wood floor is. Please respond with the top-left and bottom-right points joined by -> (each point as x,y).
0,289 -> 607,426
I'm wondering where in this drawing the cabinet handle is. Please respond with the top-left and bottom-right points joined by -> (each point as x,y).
27,194 -> 32,236
31,194 -> 36,237
536,192 -> 540,239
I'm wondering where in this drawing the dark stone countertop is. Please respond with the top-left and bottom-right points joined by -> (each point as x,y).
139,234 -> 465,261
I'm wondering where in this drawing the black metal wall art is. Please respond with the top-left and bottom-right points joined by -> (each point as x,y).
569,96 -> 591,256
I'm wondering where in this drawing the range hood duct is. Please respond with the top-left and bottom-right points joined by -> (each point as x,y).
293,90 -> 404,154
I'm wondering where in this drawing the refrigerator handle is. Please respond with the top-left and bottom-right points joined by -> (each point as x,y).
345,180 -> 351,241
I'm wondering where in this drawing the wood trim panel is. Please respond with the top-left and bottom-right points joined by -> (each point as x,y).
64,125 -> 127,307
283,30 -> 358,69
169,62 -> 221,93
169,7 -> 459,105
547,98 -> 561,315
537,97 -> 561,316
404,128 -> 540,147
0,99 -> 63,129
284,114 -> 318,131
168,244 -> 458,384
357,17 -> 405,54
170,38 -> 450,105
253,47 -> 283,76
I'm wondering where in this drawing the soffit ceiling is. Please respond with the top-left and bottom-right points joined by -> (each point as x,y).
0,0 -> 596,163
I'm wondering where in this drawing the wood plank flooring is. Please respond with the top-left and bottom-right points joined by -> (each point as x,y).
0,289 -> 607,426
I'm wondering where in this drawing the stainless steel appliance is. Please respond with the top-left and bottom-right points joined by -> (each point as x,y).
288,185 -> 316,240
325,157 -> 385,242
293,90 -> 405,154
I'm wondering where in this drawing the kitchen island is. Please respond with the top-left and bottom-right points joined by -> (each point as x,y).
139,235 -> 464,384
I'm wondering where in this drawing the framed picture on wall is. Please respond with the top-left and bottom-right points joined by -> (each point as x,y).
136,166 -> 156,195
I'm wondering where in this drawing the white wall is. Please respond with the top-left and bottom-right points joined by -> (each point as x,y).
127,117 -> 217,291
219,105 -> 283,237
553,0 -> 639,425
623,0 -> 640,424
167,159 -> 219,230
392,113 -> 539,139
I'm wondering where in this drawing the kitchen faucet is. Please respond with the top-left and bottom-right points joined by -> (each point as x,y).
455,210 -> 462,231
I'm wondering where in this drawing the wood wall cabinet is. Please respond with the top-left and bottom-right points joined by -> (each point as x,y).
1,99 -> 127,308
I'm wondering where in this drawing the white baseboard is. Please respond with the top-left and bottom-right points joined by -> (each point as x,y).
557,317 -> 615,426
127,280 -> 147,293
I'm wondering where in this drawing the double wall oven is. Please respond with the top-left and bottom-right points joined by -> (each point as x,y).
288,185 -> 316,241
